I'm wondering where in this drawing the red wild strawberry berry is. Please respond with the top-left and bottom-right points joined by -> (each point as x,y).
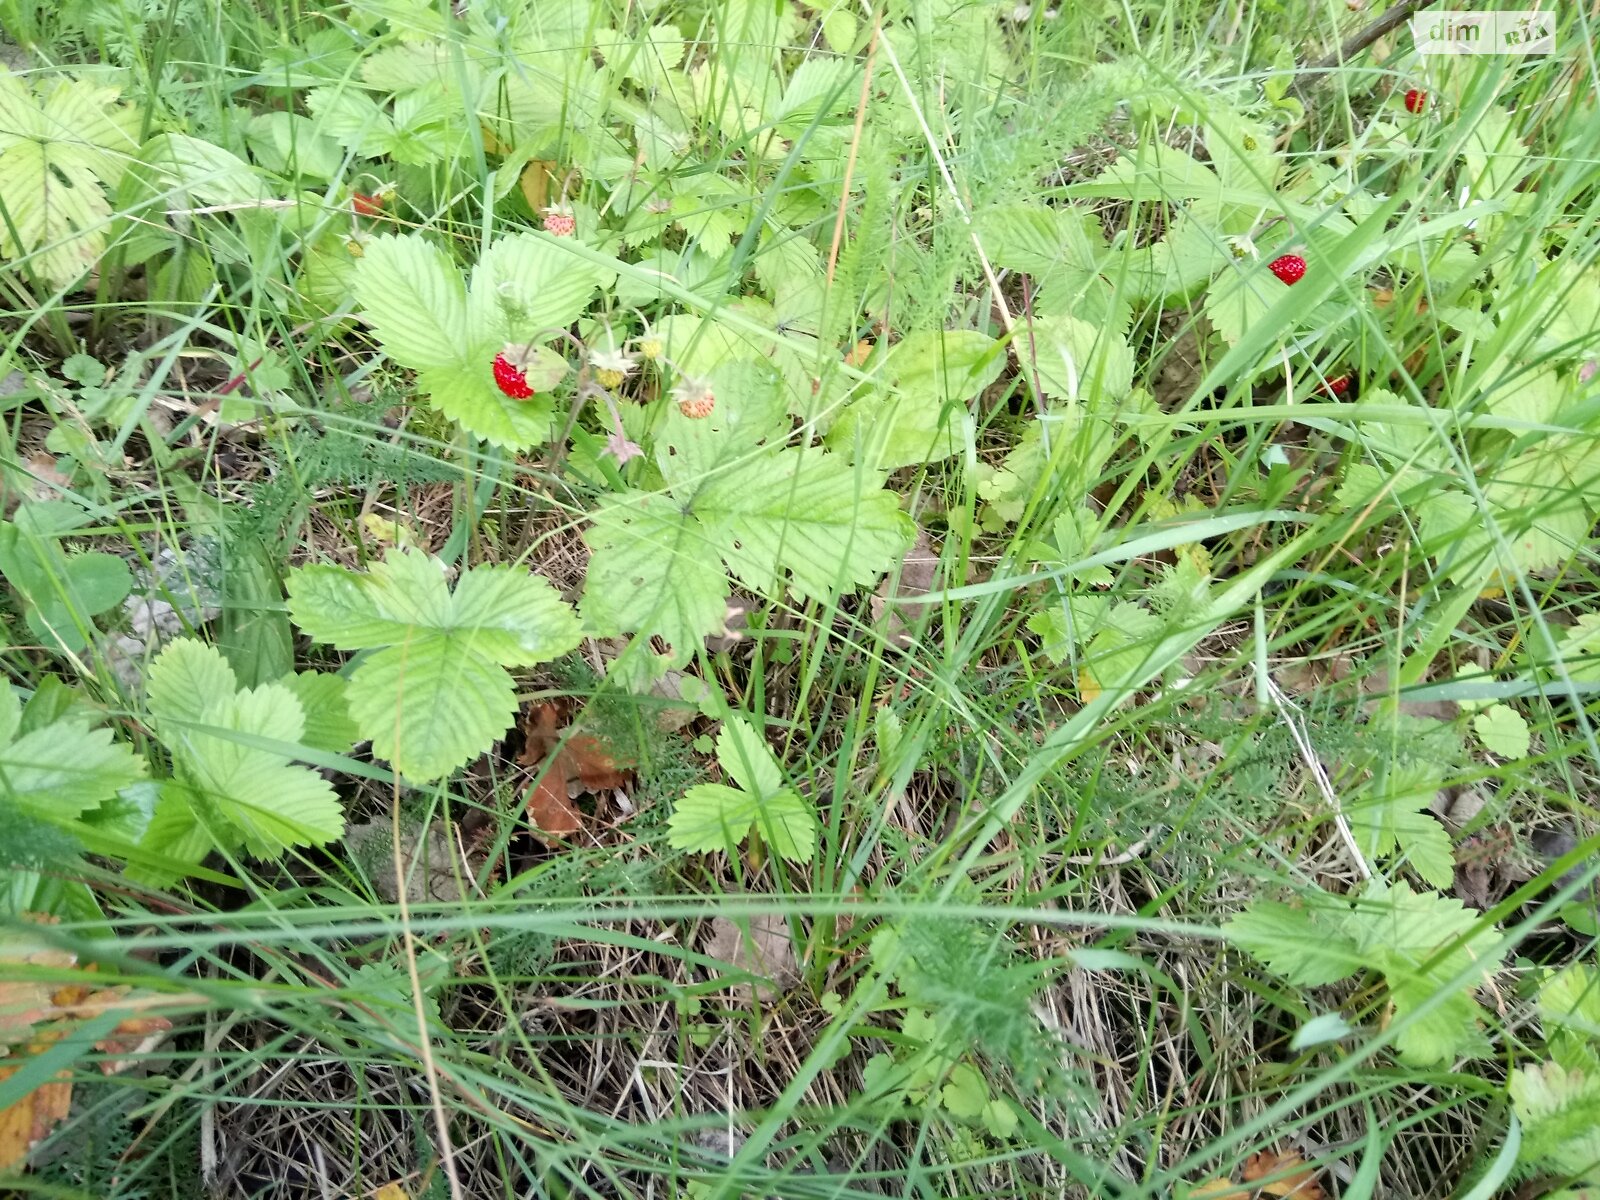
1321,374 -> 1351,397
352,190 -> 385,217
492,352 -> 535,400
1268,254 -> 1307,286
1403,88 -> 1427,114
543,207 -> 576,237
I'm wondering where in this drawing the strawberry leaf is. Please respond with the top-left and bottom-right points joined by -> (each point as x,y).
667,717 -> 817,863
585,429 -> 912,685
286,550 -> 581,782
142,639 -> 342,866
0,682 -> 146,823
0,69 -> 140,286
355,234 -> 472,373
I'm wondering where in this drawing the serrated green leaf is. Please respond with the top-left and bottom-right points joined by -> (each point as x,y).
1018,313 -> 1134,402
1474,704 -> 1531,760
465,232 -> 616,345
417,365 -> 555,450
667,715 -> 816,862
585,439 -> 911,682
354,233 -> 472,372
146,639 -> 343,860
1224,898 -> 1363,986
346,638 -> 517,786
280,671 -> 358,755
1350,881 -> 1500,1065
1066,142 -> 1224,203
714,715 -> 784,797
828,330 -> 1005,468
1204,261 -> 1288,348
0,683 -> 146,821
1348,762 -> 1456,888
1511,1059 -> 1600,1178
306,86 -> 401,158
140,132 -> 264,206
667,784 -> 816,863
694,448 -> 913,599
978,202 -> 1103,275
582,490 -> 730,668
287,550 -> 580,781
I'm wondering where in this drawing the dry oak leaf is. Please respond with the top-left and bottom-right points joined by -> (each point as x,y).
517,701 -> 634,838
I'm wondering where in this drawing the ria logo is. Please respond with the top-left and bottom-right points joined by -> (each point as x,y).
1410,9 -> 1555,54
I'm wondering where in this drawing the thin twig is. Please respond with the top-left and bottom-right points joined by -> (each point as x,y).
1294,0 -> 1439,88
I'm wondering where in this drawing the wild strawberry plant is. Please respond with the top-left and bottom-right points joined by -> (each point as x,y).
286,550 -> 581,782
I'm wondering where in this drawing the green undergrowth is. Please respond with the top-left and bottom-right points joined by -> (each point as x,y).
1,0 -> 1599,1196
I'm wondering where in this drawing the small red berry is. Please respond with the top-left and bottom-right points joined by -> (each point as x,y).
1321,374 -> 1351,397
1268,254 -> 1307,286
352,190 -> 385,217
543,207 -> 576,237
1403,88 -> 1427,114
492,352 -> 535,400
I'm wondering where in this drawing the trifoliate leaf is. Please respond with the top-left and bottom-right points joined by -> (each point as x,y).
145,639 -> 342,860
1473,704 -> 1531,760
286,550 -> 581,782
0,683 -> 146,823
667,716 -> 817,862
584,440 -> 912,683
0,69 -> 140,286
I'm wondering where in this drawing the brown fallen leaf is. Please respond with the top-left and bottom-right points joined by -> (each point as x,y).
517,702 -> 635,838
0,925 -> 174,1170
703,915 -> 800,1003
1187,1180 -> 1248,1200
871,526 -> 939,648
526,774 -> 583,838
1241,1149 -> 1326,1200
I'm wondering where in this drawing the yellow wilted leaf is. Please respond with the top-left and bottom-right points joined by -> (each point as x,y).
0,923 -> 176,1171
1077,668 -> 1102,705
0,1057 -> 72,1171
373,1183 -> 411,1200
519,160 -> 558,214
